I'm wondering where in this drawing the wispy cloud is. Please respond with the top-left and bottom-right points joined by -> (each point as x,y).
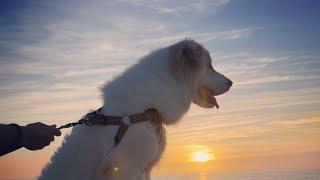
270,117 -> 320,127
115,0 -> 231,14
212,52 -> 320,86
139,27 -> 262,46
0,16 -> 261,98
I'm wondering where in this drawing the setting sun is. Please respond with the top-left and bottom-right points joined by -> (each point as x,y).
191,151 -> 214,163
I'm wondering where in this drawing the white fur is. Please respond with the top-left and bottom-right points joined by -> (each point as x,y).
39,39 -> 232,180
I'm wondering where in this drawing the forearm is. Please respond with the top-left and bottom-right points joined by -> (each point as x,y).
0,124 -> 23,156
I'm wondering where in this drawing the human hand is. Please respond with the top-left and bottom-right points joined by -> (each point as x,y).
21,122 -> 61,150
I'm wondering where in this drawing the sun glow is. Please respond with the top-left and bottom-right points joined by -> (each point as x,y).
187,145 -> 215,163
191,151 -> 214,162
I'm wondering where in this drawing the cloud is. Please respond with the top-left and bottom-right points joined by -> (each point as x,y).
270,117 -> 320,127
237,74 -> 320,85
212,52 -> 320,86
0,15 -> 261,96
0,0 -> 319,138
115,0 -> 231,14
139,27 -> 262,46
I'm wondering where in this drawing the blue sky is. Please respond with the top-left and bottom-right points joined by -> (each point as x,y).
1,0 -> 319,78
0,0 -> 320,177
1,0 -> 319,112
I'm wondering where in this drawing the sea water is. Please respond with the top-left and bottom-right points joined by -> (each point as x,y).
152,170 -> 320,180
2,170 -> 319,180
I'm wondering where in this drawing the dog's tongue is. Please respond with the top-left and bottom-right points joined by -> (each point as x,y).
200,86 -> 220,109
211,96 -> 219,109
205,89 -> 219,109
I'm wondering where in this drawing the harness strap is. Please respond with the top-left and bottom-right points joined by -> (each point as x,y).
114,122 -> 129,146
59,108 -> 162,146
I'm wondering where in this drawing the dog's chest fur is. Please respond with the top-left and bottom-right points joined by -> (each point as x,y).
96,119 -> 167,179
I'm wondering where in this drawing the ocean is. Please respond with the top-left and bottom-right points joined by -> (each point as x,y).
1,170 -> 319,180
152,170 -> 320,180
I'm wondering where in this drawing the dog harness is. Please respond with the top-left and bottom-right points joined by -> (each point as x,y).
58,108 -> 163,146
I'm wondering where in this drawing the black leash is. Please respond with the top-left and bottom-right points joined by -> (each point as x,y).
58,116 -> 93,130
57,108 -> 99,130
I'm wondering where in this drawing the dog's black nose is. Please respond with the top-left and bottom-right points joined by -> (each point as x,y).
227,79 -> 233,87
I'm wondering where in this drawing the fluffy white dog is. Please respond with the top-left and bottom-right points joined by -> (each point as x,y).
39,39 -> 232,180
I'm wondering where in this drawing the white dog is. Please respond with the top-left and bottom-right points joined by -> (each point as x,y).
39,39 -> 232,180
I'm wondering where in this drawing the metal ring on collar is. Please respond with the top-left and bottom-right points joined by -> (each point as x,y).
122,116 -> 131,125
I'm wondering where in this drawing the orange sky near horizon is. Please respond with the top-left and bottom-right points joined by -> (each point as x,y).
1,83 -> 320,178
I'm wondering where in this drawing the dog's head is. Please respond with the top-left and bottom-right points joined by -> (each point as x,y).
169,39 -> 232,109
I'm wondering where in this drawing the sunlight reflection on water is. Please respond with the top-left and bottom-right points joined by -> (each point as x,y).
199,172 -> 208,180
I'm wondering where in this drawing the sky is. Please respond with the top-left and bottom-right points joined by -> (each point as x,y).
0,0 -> 320,179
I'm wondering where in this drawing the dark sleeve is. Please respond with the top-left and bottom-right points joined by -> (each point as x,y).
0,124 -> 23,156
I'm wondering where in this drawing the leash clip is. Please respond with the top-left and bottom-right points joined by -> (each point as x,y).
83,117 -> 93,126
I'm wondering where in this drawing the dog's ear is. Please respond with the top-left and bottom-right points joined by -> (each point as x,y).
181,42 -> 202,68
169,40 -> 203,84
